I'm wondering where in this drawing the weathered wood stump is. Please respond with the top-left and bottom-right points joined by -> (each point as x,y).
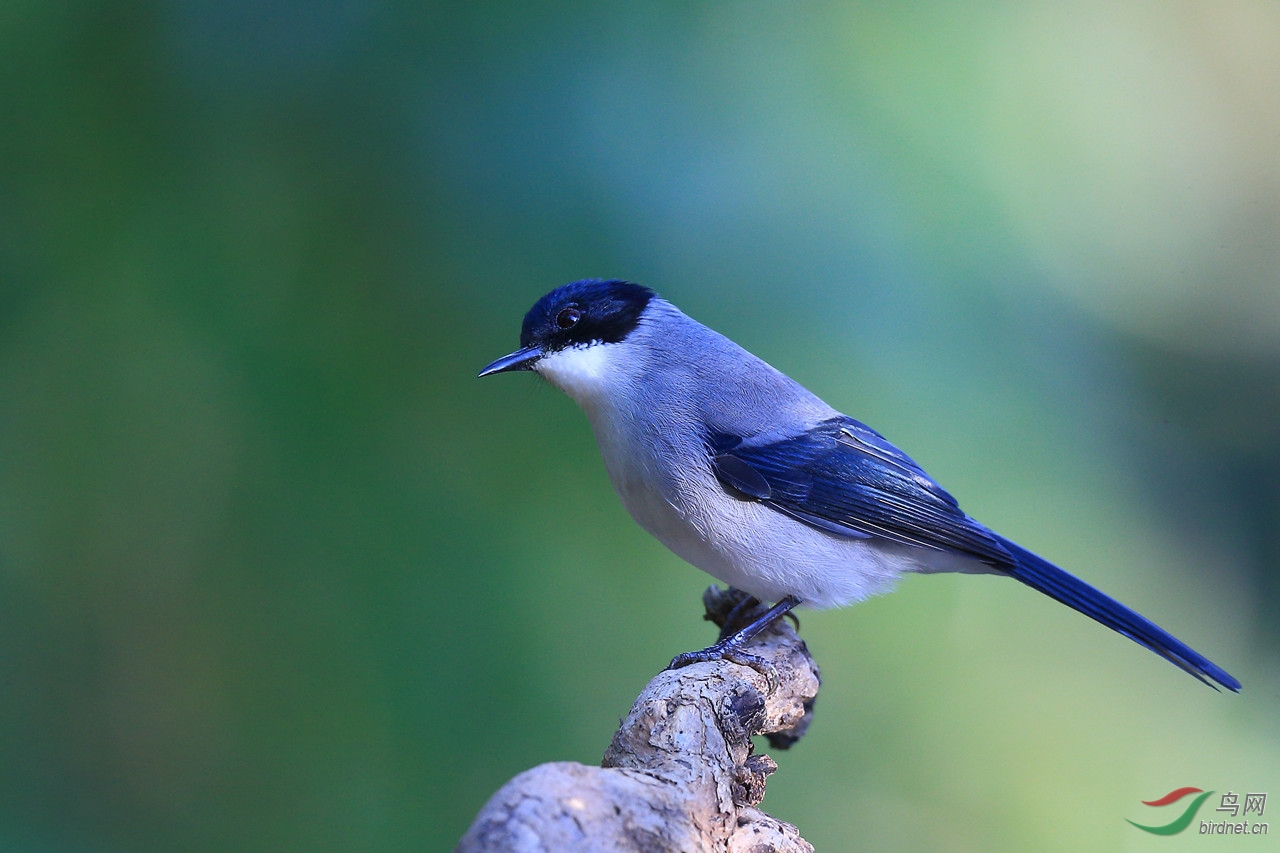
456,587 -> 822,852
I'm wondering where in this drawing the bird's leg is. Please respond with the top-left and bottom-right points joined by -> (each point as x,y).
715,591 -> 762,640
667,594 -> 802,687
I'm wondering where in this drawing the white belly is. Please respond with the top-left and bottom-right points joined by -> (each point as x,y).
591,412 -> 966,609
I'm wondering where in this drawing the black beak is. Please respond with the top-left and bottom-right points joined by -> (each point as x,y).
478,345 -> 543,377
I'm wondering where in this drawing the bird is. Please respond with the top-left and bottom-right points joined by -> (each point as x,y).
479,279 -> 1240,691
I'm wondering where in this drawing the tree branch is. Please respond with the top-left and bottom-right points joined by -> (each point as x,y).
456,587 -> 822,852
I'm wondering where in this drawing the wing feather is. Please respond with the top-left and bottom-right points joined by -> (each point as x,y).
710,417 -> 1013,566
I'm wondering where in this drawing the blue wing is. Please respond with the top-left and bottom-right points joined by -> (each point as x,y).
709,416 -> 1241,692
709,416 -> 1013,566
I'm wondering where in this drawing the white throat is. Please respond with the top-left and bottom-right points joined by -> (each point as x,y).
534,342 -> 625,407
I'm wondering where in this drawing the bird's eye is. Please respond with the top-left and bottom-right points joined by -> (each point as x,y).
556,307 -> 582,329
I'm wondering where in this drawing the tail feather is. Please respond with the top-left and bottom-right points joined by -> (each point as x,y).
998,537 -> 1240,692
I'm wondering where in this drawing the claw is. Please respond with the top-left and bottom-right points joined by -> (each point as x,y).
723,650 -> 780,692
666,641 -> 779,691
665,594 -> 801,694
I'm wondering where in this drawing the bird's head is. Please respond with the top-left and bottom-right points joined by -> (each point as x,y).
479,279 -> 656,404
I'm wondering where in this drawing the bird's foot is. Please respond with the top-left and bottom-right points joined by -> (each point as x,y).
666,593 -> 802,692
668,640 -> 778,691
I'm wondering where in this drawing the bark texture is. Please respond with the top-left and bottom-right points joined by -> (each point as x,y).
455,587 -> 822,852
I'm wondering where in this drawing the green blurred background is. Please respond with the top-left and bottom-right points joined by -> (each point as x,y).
2,2 -> 1278,851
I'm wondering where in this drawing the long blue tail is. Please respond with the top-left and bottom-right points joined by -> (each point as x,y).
997,536 -> 1240,692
